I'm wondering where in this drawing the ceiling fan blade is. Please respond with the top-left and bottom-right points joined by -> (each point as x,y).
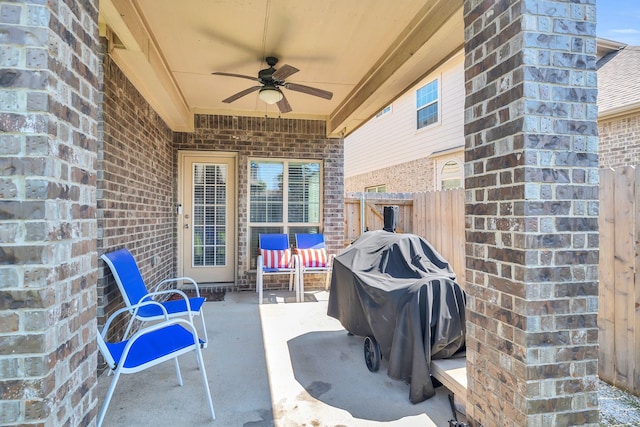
221,86 -> 261,103
272,64 -> 299,81
277,94 -> 292,113
212,72 -> 259,82
285,83 -> 333,100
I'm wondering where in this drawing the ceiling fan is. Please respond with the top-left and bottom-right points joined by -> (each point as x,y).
212,56 -> 333,113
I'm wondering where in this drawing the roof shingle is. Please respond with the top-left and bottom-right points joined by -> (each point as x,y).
597,46 -> 640,114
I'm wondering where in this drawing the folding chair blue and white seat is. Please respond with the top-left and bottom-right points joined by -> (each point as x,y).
101,248 -> 208,345
96,301 -> 215,427
256,233 -> 300,303
295,233 -> 334,294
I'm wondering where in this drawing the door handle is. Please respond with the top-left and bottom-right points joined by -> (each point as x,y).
184,224 -> 189,229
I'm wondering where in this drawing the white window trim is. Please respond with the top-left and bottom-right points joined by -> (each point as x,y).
436,158 -> 463,190
247,157 -> 324,268
415,75 -> 442,131
365,184 -> 386,193
375,104 -> 392,118
439,160 -> 463,190
431,146 -> 464,190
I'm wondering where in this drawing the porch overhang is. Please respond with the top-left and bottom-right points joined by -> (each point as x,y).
98,0 -> 464,137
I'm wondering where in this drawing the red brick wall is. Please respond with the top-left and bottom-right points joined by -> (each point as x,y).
599,114 -> 640,168
98,51 -> 177,328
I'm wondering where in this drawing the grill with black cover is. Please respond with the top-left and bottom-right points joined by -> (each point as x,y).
327,230 -> 466,403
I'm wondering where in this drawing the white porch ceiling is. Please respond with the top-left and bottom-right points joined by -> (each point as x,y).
99,0 -> 464,137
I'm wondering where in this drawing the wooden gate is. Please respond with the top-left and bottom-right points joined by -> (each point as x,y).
344,194 -> 413,244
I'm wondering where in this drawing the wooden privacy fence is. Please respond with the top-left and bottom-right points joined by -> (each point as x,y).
598,166 -> 640,393
344,190 -> 466,285
413,190 -> 466,287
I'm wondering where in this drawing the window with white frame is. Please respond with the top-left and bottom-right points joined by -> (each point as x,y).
432,147 -> 464,191
375,105 -> 392,118
249,159 -> 322,269
440,160 -> 463,190
416,79 -> 439,129
365,184 -> 386,193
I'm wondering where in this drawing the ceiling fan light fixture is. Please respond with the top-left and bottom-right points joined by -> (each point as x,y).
259,85 -> 283,104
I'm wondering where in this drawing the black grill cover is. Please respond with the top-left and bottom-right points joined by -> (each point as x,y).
327,230 -> 466,403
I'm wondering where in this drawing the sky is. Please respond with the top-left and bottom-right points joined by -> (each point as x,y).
597,0 -> 640,45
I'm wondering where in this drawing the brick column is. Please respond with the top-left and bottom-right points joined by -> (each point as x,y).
0,1 -> 99,425
463,1 -> 599,426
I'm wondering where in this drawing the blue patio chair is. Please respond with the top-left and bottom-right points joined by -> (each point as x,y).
96,301 -> 215,427
295,233 -> 334,294
257,233 -> 300,303
101,248 -> 208,345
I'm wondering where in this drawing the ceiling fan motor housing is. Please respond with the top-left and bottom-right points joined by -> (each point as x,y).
258,67 -> 277,83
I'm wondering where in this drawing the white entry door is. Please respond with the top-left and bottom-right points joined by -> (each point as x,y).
179,152 -> 236,283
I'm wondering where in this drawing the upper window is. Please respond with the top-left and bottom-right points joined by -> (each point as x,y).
376,105 -> 392,118
249,159 -> 322,268
416,79 -> 439,129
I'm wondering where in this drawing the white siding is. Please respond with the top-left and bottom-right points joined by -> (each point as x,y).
344,50 -> 465,178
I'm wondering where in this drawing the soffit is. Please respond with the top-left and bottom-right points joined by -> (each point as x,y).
99,0 -> 463,136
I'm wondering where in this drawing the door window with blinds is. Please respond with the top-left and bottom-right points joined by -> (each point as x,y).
249,159 -> 322,269
192,163 -> 227,267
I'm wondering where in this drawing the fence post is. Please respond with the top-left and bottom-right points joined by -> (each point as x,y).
360,193 -> 366,235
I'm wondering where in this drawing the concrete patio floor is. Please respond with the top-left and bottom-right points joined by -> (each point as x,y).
96,290 -> 462,426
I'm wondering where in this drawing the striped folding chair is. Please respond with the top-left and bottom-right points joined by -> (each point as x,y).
295,233 -> 334,295
257,234 -> 300,303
